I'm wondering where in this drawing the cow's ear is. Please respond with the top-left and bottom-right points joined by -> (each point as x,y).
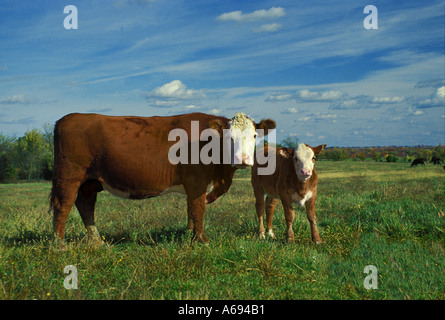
256,119 -> 276,136
312,144 -> 327,155
208,119 -> 228,135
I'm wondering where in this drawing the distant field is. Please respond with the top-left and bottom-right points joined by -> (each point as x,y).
0,161 -> 444,300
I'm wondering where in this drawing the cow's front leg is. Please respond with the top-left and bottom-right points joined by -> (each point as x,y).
305,192 -> 322,244
186,209 -> 194,231
187,193 -> 209,244
280,197 -> 295,243
265,196 -> 278,239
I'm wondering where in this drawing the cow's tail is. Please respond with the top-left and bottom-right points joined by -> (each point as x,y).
48,187 -> 55,214
48,119 -> 61,215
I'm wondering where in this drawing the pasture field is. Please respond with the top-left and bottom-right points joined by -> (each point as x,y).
0,161 -> 444,300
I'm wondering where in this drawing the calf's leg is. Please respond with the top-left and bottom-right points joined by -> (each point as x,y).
305,193 -> 322,244
253,185 -> 266,239
265,195 -> 278,239
280,198 -> 295,242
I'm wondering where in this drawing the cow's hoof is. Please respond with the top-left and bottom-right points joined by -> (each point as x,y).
51,238 -> 68,251
192,233 -> 210,245
88,238 -> 105,248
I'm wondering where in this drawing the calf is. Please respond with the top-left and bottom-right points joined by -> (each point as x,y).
251,143 -> 326,243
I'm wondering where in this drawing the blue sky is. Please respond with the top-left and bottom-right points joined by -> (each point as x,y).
1,0 -> 444,147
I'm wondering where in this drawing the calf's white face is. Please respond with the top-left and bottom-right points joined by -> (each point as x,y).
293,143 -> 316,182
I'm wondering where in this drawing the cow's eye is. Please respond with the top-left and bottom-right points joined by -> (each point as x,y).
312,156 -> 316,161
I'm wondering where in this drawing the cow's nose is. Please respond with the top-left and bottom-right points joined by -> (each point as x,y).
241,154 -> 251,165
301,169 -> 311,176
234,154 -> 252,166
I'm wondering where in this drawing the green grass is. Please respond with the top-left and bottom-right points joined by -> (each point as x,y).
0,161 -> 444,299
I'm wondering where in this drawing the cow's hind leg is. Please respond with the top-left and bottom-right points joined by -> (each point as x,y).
51,180 -> 81,245
75,180 -> 103,245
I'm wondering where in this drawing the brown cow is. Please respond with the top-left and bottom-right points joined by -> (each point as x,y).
50,112 -> 275,245
251,143 -> 326,243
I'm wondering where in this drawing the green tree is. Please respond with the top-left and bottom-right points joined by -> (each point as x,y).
12,129 -> 45,181
415,149 -> 433,162
281,135 -> 300,149
0,134 -> 16,181
41,123 -> 54,179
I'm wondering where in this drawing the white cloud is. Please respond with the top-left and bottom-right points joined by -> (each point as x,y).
149,80 -> 205,99
295,89 -> 346,102
372,96 -> 405,103
267,89 -> 346,103
145,80 -> 206,107
209,108 -> 221,115
0,94 -> 34,105
266,92 -> 293,102
217,7 -> 285,23
436,86 -> 445,99
254,23 -> 282,33
414,86 -> 445,109
296,112 -> 338,122
281,107 -> 298,114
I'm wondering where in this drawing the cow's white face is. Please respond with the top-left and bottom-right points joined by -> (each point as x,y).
293,143 -> 316,182
225,113 -> 257,168
209,112 -> 275,168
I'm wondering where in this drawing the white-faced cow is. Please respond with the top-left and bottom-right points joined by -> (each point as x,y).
50,112 -> 275,244
251,143 -> 326,243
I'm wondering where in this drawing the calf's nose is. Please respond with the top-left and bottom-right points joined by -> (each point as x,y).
301,169 -> 311,176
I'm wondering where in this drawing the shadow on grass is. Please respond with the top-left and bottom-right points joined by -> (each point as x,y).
100,226 -> 192,247
1,229 -> 53,247
1,225 -> 192,248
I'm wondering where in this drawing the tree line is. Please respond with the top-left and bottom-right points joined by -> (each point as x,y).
1,127 -> 444,182
0,124 -> 54,182
280,136 -> 445,163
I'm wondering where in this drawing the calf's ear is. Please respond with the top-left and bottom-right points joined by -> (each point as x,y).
256,119 -> 276,136
279,148 -> 293,158
208,119 -> 229,136
313,144 -> 327,155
